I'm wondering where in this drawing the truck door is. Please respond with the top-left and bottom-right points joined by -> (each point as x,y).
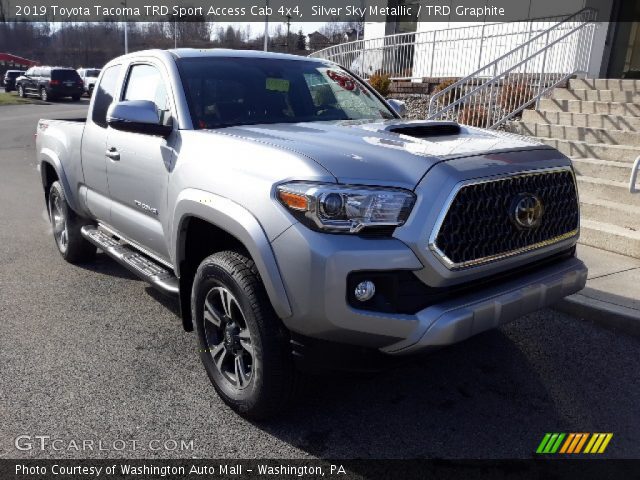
81,63 -> 122,223
105,62 -> 175,263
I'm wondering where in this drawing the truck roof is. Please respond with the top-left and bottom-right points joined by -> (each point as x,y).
115,48 -> 330,64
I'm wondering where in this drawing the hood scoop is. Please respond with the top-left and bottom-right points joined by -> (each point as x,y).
385,121 -> 461,139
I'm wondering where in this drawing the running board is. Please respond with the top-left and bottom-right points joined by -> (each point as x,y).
80,225 -> 179,296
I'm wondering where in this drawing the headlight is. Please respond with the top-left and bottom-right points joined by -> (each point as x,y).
276,182 -> 415,233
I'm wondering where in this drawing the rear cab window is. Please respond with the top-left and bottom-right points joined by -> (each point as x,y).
92,65 -> 121,128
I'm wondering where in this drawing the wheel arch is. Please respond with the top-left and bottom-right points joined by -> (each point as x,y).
39,154 -> 79,213
172,189 -> 293,332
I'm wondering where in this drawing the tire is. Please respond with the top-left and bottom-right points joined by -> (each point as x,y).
18,85 -> 26,98
47,181 -> 96,264
40,87 -> 48,102
192,250 -> 296,419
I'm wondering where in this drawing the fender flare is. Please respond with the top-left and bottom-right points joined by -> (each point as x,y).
39,148 -> 81,213
172,189 -> 293,320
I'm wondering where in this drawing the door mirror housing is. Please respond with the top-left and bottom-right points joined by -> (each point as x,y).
387,99 -> 407,117
107,100 -> 172,137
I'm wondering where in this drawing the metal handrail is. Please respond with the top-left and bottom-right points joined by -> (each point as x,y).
631,156 -> 640,194
427,8 -> 597,129
309,12 -> 576,81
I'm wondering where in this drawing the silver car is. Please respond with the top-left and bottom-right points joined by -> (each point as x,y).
36,49 -> 587,418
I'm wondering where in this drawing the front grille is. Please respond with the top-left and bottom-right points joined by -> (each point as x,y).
432,168 -> 579,268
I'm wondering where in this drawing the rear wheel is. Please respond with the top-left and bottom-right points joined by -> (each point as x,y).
47,181 -> 96,264
40,87 -> 48,102
192,250 -> 296,419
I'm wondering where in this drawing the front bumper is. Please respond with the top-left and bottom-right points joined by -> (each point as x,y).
381,255 -> 587,354
271,223 -> 587,354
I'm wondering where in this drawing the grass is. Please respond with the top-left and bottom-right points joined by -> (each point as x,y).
0,92 -> 34,105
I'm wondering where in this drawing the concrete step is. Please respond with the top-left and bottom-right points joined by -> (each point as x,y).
569,78 -> 640,92
576,175 -> 640,206
535,137 -> 640,163
538,98 -> 640,116
572,158 -> 632,183
579,196 -> 640,230
517,122 -> 640,146
551,88 -> 640,103
521,110 -> 640,132
579,219 -> 640,258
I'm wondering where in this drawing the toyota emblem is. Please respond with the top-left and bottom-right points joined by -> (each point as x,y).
511,193 -> 544,229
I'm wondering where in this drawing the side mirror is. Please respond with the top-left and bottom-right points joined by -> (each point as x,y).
107,100 -> 172,137
387,99 -> 407,117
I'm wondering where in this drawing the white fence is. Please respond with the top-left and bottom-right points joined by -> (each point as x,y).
310,13 -> 590,80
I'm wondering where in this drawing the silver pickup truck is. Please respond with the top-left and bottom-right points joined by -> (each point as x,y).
37,49 -> 587,418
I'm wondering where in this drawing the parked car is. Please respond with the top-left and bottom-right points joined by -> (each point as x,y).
17,66 -> 83,101
77,67 -> 101,96
3,70 -> 25,92
36,49 -> 587,419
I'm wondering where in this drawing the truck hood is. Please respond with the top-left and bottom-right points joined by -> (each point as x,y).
217,120 -> 551,189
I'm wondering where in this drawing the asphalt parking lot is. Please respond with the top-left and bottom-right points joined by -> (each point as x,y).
0,100 -> 639,460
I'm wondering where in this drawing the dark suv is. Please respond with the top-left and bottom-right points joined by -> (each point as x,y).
3,70 -> 25,92
17,67 -> 84,101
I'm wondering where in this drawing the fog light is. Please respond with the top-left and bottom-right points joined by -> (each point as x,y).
354,280 -> 376,302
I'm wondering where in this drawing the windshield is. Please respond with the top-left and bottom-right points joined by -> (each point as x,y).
176,57 -> 395,129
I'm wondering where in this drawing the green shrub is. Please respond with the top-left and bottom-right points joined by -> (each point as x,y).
369,73 -> 391,97
432,78 -> 462,106
458,104 -> 490,127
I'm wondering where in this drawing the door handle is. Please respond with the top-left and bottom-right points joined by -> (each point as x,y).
106,147 -> 120,161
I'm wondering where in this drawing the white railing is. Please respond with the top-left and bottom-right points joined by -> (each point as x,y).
631,156 -> 640,194
309,13 -> 581,80
427,8 -> 597,129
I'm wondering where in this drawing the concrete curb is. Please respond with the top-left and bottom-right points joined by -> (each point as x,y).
554,294 -> 640,338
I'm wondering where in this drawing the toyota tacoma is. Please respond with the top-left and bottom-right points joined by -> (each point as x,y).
36,49 -> 587,418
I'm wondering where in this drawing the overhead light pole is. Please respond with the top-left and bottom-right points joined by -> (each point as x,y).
121,0 -> 128,54
263,0 -> 269,51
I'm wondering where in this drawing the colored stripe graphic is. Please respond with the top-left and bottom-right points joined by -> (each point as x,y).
574,433 -> 589,453
583,434 -> 598,453
537,433 -> 613,454
559,433 -> 575,454
550,433 -> 565,453
597,434 -> 613,453
536,433 -> 552,454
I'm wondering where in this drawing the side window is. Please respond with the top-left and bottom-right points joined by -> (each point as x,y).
92,64 -> 121,129
25,68 -> 34,76
123,64 -> 171,126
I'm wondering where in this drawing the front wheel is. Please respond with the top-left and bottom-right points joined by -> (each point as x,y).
18,85 -> 26,98
40,87 -> 48,102
48,181 -> 96,264
192,250 -> 296,419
